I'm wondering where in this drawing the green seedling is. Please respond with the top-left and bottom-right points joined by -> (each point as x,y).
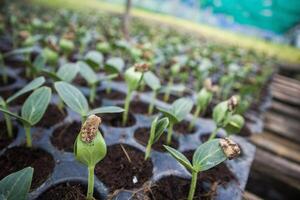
188,79 -> 218,131
74,115 -> 106,200
42,47 -> 59,66
157,98 -> 193,145
59,38 -> 75,56
0,53 -> 7,84
164,138 -> 241,200
144,71 -> 161,115
0,77 -> 45,138
54,81 -> 124,122
122,64 -> 149,125
0,86 -> 51,147
84,50 -> 103,70
209,96 -> 245,140
0,167 -> 33,200
163,61 -> 181,102
104,57 -> 125,94
144,116 -> 169,160
96,41 -> 111,54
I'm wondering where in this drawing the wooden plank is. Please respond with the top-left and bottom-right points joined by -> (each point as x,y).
250,132 -> 300,164
253,148 -> 300,190
271,89 -> 300,106
274,74 -> 300,89
271,82 -> 300,96
271,101 -> 300,119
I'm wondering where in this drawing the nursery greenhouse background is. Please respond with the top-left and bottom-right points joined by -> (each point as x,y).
0,0 -> 299,200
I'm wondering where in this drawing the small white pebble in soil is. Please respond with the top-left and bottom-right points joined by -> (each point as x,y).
133,176 -> 138,184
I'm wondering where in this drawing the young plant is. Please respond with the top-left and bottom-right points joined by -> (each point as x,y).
122,63 -> 149,125
54,81 -> 124,122
164,138 -> 241,200
0,53 -> 7,84
209,96 -> 245,140
74,115 -> 106,200
104,57 -> 125,93
188,79 -> 218,131
0,167 -> 33,200
157,98 -> 193,145
144,71 -> 161,115
84,50 -> 103,70
163,61 -> 181,102
0,86 -> 51,147
0,77 -> 45,138
144,116 -> 169,160
59,38 -> 75,57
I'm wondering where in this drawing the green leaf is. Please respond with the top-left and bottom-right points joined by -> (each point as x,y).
156,107 -> 178,124
164,145 -> 193,172
196,88 -> 213,110
84,50 -> 103,69
170,98 -> 193,122
4,47 -> 34,57
193,139 -> 227,172
59,39 -> 74,53
54,81 -> 89,116
78,61 -> 98,85
0,167 -> 33,200
212,101 -> 229,126
57,63 -> 79,82
144,71 -> 161,91
153,117 -> 169,143
33,54 -> 46,71
105,57 -> 124,74
7,77 -> 45,104
224,114 -> 245,135
124,67 -> 143,91
0,107 -> 30,125
21,86 -> 51,125
87,106 -> 124,116
0,97 -> 5,106
75,131 -> 107,167
41,69 -> 61,81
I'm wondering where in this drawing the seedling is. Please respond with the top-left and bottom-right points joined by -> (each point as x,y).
122,64 -> 149,125
54,81 -> 124,122
164,138 -> 241,200
84,50 -> 103,70
209,96 -> 245,140
157,98 -> 193,145
163,61 -> 181,102
0,167 -> 33,200
0,77 -> 45,138
74,115 -> 106,200
59,38 -> 74,56
188,79 -> 218,131
0,86 -> 51,147
0,53 -> 7,84
144,116 -> 169,160
104,57 -> 125,93
144,71 -> 161,115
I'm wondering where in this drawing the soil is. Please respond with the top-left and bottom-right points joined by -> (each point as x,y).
95,144 -> 153,192
174,120 -> 196,135
89,96 -> 102,109
157,93 -> 179,104
99,90 -> 126,100
239,124 -> 252,137
0,146 -> 55,189
37,182 -> 101,200
134,127 -> 178,151
191,104 -> 213,119
36,104 -> 67,128
73,75 -> 88,87
51,121 -> 81,152
101,112 -> 136,127
199,134 -> 221,143
0,76 -> 16,87
146,150 -> 237,200
0,121 -> 18,149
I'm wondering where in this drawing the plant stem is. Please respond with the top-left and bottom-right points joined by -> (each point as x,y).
187,171 -> 198,200
166,122 -> 174,145
89,83 -> 96,104
148,91 -> 156,115
144,142 -> 152,160
57,97 -> 64,113
122,89 -> 132,126
208,127 -> 219,141
188,105 -> 201,132
106,79 -> 112,94
163,77 -> 173,102
4,113 -> 13,138
24,125 -> 32,148
82,115 -> 87,123
0,55 -> 8,84
87,165 -> 95,200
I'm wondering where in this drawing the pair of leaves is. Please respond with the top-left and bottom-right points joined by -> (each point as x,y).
42,62 -> 79,82
0,87 -> 51,126
149,117 -> 169,145
157,98 -> 193,124
124,67 -> 143,91
84,51 -> 103,69
164,139 -> 227,173
144,71 -> 161,91
105,57 -> 125,74
54,81 -> 124,117
195,88 -> 213,111
0,167 -> 33,200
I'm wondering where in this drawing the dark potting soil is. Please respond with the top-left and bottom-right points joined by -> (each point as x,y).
89,96 -> 103,109
73,75 -> 88,87
101,112 -> 136,127
0,76 -> 16,87
239,124 -> 252,137
174,120 -> 196,135
36,104 -> 67,128
0,146 -> 55,189
37,182 -> 101,200
129,101 -> 158,115
0,88 -> 30,106
0,121 -> 18,149
157,93 -> 179,104
51,121 -> 81,152
134,127 -> 178,151
199,134 -> 221,143
144,150 -> 237,200
99,89 -> 126,100
95,144 -> 153,192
